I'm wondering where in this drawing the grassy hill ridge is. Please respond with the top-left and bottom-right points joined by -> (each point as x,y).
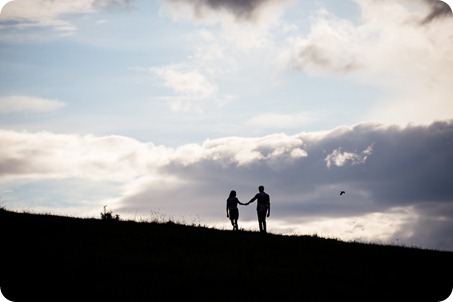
1,208 -> 452,301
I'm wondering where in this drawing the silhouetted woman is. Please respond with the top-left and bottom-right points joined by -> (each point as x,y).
226,190 -> 246,231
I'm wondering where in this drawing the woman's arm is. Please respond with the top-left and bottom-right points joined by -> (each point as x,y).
238,197 -> 247,206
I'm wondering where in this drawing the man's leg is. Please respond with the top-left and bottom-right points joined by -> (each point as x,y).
258,221 -> 265,233
257,213 -> 262,232
257,211 -> 265,232
258,211 -> 267,232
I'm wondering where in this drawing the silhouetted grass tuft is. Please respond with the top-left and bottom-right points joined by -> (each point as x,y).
100,205 -> 120,221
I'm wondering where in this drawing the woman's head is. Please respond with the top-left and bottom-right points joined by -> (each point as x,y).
229,190 -> 236,197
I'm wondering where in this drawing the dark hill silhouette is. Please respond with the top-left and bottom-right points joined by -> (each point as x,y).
1,208 -> 452,301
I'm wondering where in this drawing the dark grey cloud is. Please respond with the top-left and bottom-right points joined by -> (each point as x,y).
396,202 -> 453,251
421,0 -> 453,24
164,0 -> 279,20
94,0 -> 134,10
296,44 -> 361,74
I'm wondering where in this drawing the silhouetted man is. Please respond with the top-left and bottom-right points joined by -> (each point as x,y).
247,185 -> 270,233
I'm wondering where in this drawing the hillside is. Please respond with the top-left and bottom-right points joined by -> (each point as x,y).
1,208 -> 452,301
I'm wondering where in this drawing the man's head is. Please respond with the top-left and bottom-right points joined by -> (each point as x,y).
258,185 -> 264,192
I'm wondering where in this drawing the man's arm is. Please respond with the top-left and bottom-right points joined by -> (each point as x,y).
248,194 -> 258,205
267,196 -> 270,217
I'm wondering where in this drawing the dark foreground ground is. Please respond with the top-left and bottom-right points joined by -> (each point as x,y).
1,208 -> 452,301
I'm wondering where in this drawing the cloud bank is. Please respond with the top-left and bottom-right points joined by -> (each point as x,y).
1,120 -> 452,250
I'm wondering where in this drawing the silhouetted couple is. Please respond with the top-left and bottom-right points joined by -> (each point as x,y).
226,185 -> 271,233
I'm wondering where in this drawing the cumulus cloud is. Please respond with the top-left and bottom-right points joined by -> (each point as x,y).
1,120 -> 452,250
0,95 -> 65,113
277,0 -> 453,126
325,146 -> 372,168
277,10 -> 362,75
0,130 -> 169,181
151,64 -> 218,112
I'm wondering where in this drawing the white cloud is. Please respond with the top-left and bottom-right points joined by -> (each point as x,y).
0,130 -> 171,181
277,9 -> 361,75
325,145 -> 372,168
167,133 -> 307,166
151,64 -> 217,112
1,0 -> 93,18
194,43 -> 225,62
0,95 -> 65,113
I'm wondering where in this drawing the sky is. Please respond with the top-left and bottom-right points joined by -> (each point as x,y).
0,0 -> 453,251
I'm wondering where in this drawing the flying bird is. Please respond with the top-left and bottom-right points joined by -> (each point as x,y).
340,191 -> 345,196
